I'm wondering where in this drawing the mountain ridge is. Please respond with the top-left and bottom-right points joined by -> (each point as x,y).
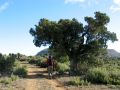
36,49 -> 120,58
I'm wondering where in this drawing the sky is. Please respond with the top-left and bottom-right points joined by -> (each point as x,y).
0,0 -> 120,56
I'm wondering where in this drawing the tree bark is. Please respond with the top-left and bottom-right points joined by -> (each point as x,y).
69,59 -> 79,75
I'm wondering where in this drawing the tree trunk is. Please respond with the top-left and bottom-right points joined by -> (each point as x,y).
69,59 -> 79,75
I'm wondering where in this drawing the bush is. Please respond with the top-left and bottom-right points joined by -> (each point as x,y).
28,59 -> 37,64
13,67 -> 28,78
0,75 -> 19,85
40,61 -> 48,68
110,70 -> 120,85
14,60 -> 21,68
56,62 -> 70,74
58,56 -> 69,63
36,59 -> 42,66
36,58 -> 47,68
0,77 -> 12,84
0,53 -> 16,75
86,67 -> 120,85
77,62 -> 90,75
86,67 -> 110,84
67,77 -> 90,86
27,56 -> 47,68
10,74 -> 19,81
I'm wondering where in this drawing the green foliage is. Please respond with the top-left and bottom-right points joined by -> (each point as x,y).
10,74 -> 19,81
86,67 -> 110,84
0,53 -> 16,74
77,62 -> 90,75
86,66 -> 120,85
68,77 -> 90,86
110,70 -> 120,85
13,67 -> 28,78
14,61 -> 21,69
36,59 -> 42,66
27,56 -> 47,68
30,12 -> 117,72
0,77 -> 12,84
56,62 -> 70,74
39,61 -> 47,68
28,59 -> 37,64
0,75 -> 19,85
27,56 -> 37,64
57,55 -> 69,63
36,58 -> 47,68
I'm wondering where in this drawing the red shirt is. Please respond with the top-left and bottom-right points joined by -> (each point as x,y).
47,58 -> 52,66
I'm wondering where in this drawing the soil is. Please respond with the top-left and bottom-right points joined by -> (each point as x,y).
25,62 -> 66,90
0,61 -> 120,90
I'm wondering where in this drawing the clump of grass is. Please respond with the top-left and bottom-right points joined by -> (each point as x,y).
56,62 -> 70,75
13,66 -> 28,78
0,77 -> 12,84
0,75 -> 19,85
67,77 -> 90,86
10,74 -> 19,81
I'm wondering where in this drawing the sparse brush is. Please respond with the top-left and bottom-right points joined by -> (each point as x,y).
0,77 -> 12,84
67,77 -> 90,86
13,67 -> 28,78
56,62 -> 70,74
10,74 -> 19,81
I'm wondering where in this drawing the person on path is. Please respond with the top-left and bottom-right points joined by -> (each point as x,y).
47,55 -> 53,79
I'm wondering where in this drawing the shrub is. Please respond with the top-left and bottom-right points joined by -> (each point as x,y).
0,75 -> 19,85
86,67 -> 110,84
110,70 -> 120,85
0,53 -> 16,75
56,62 -> 70,74
40,61 -> 48,68
67,77 -> 90,86
77,62 -> 90,75
27,56 -> 47,68
36,58 -> 47,67
28,59 -> 37,64
58,56 -> 69,63
10,74 -> 19,81
13,67 -> 28,78
36,59 -> 42,66
0,77 -> 12,84
86,67 -> 120,85
14,60 -> 21,68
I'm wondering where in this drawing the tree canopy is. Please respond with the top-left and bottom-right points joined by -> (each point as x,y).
30,12 -> 117,71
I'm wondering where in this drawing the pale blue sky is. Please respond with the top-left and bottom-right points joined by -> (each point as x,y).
0,0 -> 120,55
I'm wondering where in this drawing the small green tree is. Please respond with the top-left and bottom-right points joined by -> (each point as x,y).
0,53 -> 16,75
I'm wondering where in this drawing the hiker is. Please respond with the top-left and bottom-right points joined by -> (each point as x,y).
47,55 -> 53,79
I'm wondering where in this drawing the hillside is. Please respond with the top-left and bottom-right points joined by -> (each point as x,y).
107,49 -> 120,58
36,49 -> 48,56
37,49 -> 120,58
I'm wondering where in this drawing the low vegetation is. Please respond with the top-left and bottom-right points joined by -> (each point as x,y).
0,53 -> 16,75
0,53 -> 28,85
0,75 -> 19,85
13,66 -> 28,78
67,77 -> 90,86
27,56 -> 48,68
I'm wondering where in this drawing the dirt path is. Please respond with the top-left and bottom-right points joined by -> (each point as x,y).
24,62 -> 66,90
25,65 -> 38,90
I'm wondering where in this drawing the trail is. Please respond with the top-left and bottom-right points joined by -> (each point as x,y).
23,62 -> 66,90
25,64 -> 38,90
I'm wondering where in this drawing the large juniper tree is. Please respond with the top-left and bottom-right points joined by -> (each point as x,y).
30,12 -> 117,72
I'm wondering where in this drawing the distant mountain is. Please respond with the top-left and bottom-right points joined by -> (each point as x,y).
107,49 -> 120,58
36,49 -> 49,56
36,48 -> 120,58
